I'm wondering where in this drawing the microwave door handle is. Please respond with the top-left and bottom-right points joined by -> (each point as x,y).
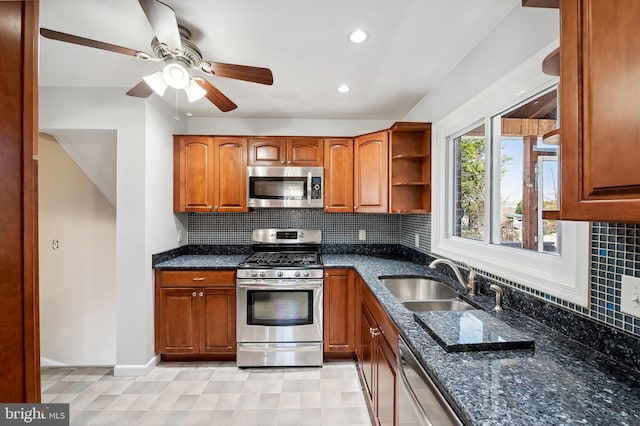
307,172 -> 312,204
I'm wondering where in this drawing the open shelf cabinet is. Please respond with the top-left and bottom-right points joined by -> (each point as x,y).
388,122 -> 431,213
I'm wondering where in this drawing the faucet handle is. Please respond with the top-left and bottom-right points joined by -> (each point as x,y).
489,284 -> 503,311
467,266 -> 478,296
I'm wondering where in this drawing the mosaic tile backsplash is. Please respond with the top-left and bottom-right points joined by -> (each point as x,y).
187,210 -> 401,245
186,211 -> 640,345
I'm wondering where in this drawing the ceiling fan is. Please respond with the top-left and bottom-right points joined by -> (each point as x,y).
40,0 -> 273,112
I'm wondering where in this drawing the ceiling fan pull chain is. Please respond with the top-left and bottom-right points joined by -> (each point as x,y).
174,89 -> 180,121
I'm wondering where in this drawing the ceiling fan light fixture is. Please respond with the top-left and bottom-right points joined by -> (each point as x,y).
162,60 -> 190,89
186,78 -> 207,103
143,71 -> 168,96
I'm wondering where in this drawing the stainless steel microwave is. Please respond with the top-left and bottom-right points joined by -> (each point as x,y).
247,166 -> 323,208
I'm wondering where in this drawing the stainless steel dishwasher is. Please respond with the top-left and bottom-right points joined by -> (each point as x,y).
397,337 -> 464,426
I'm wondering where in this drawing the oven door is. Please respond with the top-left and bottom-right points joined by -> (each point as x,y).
237,279 -> 323,343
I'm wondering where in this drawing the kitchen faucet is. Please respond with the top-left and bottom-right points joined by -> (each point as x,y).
428,258 -> 477,296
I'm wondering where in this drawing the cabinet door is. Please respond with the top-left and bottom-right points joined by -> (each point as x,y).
323,269 -> 356,355
174,136 -> 215,212
324,139 -> 354,212
358,304 -> 376,401
158,288 -> 199,354
287,137 -> 324,166
354,131 -> 389,213
214,137 -> 247,212
247,137 -> 287,166
200,288 -> 236,354
375,335 -> 397,426
560,0 -> 640,221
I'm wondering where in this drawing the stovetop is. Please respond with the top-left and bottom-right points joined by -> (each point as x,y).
238,251 -> 322,268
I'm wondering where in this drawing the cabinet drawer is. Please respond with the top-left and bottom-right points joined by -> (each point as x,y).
159,270 -> 236,287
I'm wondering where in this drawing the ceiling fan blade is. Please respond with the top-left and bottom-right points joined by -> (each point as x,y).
206,62 -> 274,85
40,28 -> 144,58
138,0 -> 182,53
126,80 -> 154,98
195,79 -> 238,112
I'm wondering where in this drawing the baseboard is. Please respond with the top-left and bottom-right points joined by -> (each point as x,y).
113,355 -> 159,377
40,357 -> 68,367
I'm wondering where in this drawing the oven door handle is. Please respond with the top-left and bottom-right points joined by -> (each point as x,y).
237,283 -> 322,291
307,171 -> 312,204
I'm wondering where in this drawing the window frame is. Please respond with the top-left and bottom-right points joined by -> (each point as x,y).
431,42 -> 590,306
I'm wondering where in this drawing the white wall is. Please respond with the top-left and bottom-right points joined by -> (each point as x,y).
143,98 -> 187,361
403,6 -> 559,123
187,117 -> 393,136
38,133 -> 116,366
39,87 -> 182,374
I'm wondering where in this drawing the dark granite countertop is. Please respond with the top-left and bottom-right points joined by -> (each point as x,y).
154,254 -> 247,269
154,252 -> 640,425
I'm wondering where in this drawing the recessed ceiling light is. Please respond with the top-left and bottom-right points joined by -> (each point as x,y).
349,29 -> 368,44
337,84 -> 351,93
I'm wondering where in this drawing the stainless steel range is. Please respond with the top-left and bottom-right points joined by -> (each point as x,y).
236,229 -> 323,367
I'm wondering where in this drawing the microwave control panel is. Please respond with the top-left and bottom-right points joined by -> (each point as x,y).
311,177 -> 322,200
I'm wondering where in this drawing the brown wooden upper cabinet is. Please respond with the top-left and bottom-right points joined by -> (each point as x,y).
559,0 -> 640,221
354,131 -> 389,213
324,138 -> 354,212
247,137 -> 323,166
173,135 -> 247,213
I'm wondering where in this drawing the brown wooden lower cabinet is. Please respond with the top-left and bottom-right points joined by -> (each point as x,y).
323,269 -> 357,357
155,270 -> 236,358
357,274 -> 399,426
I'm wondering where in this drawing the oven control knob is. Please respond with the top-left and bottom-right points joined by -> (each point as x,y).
259,271 -> 266,278
277,271 -> 284,277
303,271 -> 310,277
250,271 -> 258,278
295,271 -> 301,277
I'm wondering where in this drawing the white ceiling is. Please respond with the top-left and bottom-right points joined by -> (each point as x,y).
39,0 -> 520,120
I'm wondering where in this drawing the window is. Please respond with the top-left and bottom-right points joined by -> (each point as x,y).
492,88 -> 560,254
432,44 -> 589,306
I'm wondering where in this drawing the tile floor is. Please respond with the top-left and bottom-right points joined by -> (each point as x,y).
41,360 -> 374,426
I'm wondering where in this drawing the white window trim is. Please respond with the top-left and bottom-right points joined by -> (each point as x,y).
432,40 -> 590,307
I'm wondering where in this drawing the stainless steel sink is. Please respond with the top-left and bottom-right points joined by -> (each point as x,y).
381,277 -> 458,301
403,300 -> 476,312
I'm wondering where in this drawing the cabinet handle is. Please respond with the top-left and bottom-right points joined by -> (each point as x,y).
287,160 -> 292,164
354,206 -> 358,209
281,160 -> 285,164
370,327 -> 380,337
325,272 -> 329,278
199,292 -> 204,297
207,205 -> 213,210
192,292 -> 197,297
192,277 -> 205,281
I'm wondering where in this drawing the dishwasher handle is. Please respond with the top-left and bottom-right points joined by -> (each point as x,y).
397,337 -> 464,426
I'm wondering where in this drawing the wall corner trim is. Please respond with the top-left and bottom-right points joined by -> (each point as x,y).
113,355 -> 159,377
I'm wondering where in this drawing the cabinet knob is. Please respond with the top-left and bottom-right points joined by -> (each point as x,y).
214,206 -> 218,211
370,327 -> 380,337
354,206 -> 358,209
325,272 -> 329,278
281,160 -> 285,164
207,205 -> 213,210
287,160 -> 292,164
192,292 -> 197,297
199,292 -> 204,297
